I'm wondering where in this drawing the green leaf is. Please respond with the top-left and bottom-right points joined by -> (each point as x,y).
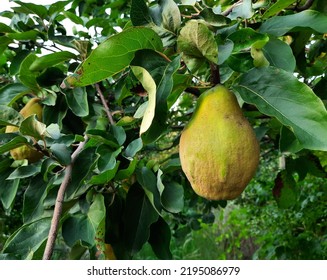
7,165 -> 41,180
7,30 -> 40,41
64,27 -> 163,87
0,105 -> 23,126
111,125 -> 126,146
0,133 -> 28,155
2,217 -> 51,259
262,37 -> 296,72
62,11 -> 84,25
65,147 -> 99,198
131,0 -> 152,26
177,19 -> 218,71
272,170 -> 298,209
0,83 -> 29,106
157,170 -> 184,213
131,66 -> 157,136
161,181 -> 184,213
62,194 -> 106,247
96,145 -> 121,172
227,28 -> 269,53
20,115 -> 48,140
0,162 -> 20,212
228,0 -> 253,20
148,217 -> 172,259
259,10 -> 327,36
136,167 -> 162,214
64,87 -> 89,117
29,51 -> 76,72
18,53 -> 40,91
279,126 -> 303,153
124,184 -> 159,255
86,129 -> 120,148
115,158 -> 138,180
199,8 -> 231,27
23,174 -> 48,223
50,143 -> 72,165
89,162 -> 120,185
149,0 -> 181,33
14,1 -> 48,19
262,0 -> 297,19
124,138 -> 143,159
0,23 -> 14,33
233,67 -> 327,151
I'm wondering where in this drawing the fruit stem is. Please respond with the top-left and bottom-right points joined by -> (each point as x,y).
210,62 -> 221,86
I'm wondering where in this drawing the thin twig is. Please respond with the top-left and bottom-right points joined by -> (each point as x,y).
42,135 -> 89,260
95,83 -> 116,125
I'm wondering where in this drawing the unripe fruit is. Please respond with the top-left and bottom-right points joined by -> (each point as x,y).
179,85 -> 260,200
5,98 -> 43,163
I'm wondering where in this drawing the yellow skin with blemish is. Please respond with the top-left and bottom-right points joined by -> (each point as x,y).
5,98 -> 43,163
179,85 -> 260,200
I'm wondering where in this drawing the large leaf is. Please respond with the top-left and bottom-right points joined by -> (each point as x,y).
64,27 -> 163,87
2,217 -> 51,259
148,217 -> 172,259
233,67 -> 327,151
259,10 -> 327,36
62,193 -> 106,247
124,184 -> 159,256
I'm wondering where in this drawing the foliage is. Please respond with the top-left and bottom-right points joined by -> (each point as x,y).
0,0 -> 327,260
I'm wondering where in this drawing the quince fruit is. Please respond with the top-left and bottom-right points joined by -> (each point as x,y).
5,98 -> 43,163
179,85 -> 260,200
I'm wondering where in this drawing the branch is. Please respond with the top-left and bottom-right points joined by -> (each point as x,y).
42,135 -> 89,260
221,0 -> 243,16
95,83 -> 116,125
296,0 -> 315,11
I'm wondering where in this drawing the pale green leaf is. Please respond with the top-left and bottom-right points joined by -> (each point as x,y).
131,66 -> 157,136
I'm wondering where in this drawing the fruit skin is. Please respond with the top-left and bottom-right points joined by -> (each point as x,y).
179,85 -> 260,200
5,98 -> 43,163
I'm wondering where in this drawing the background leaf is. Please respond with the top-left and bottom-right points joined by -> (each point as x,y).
2,217 -> 51,259
234,67 -> 327,151
259,10 -> 327,36
124,184 -> 159,255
